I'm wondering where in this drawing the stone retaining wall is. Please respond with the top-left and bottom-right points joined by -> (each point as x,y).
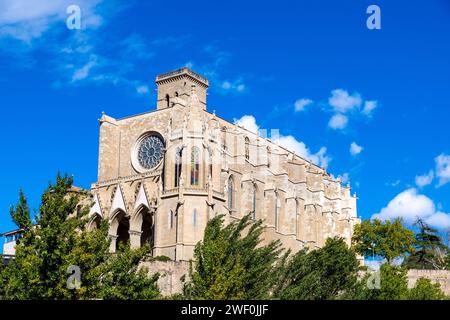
142,260 -> 450,297
140,260 -> 190,296
407,269 -> 450,295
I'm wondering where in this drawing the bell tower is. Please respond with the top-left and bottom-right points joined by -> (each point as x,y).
155,67 -> 209,110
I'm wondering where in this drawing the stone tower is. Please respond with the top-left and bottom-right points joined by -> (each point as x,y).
155,68 -> 209,110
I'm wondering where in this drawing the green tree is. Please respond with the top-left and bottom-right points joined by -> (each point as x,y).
273,238 -> 360,300
183,214 -> 283,300
347,264 -> 409,300
373,264 -> 409,300
0,173 -> 160,300
9,189 -> 32,229
404,219 -> 448,270
408,278 -> 447,300
94,244 -> 160,300
352,218 -> 416,264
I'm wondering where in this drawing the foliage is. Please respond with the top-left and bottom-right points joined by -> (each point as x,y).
9,189 -> 32,229
404,219 -> 448,270
183,214 -> 283,300
0,173 -> 160,300
94,244 -> 160,300
370,264 -> 409,300
346,264 -> 409,300
2,175 -> 448,301
273,238 -> 360,300
408,278 -> 446,300
151,255 -> 172,262
352,218 -> 416,264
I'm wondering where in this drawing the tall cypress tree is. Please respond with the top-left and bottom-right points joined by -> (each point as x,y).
273,237 -> 360,300
183,214 -> 283,300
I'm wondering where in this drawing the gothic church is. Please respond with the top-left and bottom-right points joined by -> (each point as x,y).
87,68 -> 360,261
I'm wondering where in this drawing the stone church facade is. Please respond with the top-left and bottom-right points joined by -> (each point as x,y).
87,67 -> 360,261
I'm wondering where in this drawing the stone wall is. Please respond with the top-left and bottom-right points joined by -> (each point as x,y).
142,260 -> 450,297
407,269 -> 450,295
141,260 -> 190,296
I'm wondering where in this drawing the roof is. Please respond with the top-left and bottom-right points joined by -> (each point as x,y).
155,67 -> 209,87
0,228 -> 24,237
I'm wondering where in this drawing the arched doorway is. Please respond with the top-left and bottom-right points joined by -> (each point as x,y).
87,213 -> 102,231
131,206 -> 155,254
109,210 -> 130,252
140,207 -> 154,248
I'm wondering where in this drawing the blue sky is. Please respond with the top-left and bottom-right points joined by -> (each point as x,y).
0,0 -> 449,240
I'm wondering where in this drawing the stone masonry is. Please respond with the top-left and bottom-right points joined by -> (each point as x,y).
87,67 -> 360,261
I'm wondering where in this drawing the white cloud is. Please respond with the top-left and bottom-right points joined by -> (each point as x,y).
415,170 -> 434,188
339,173 -> 350,184
328,89 -> 362,113
136,85 -> 149,95
435,154 -> 450,187
328,114 -> 348,130
350,142 -> 363,156
234,115 -> 331,168
372,188 -> 450,229
325,89 -> 377,131
363,100 -> 378,116
387,180 -> 401,187
278,136 -> 330,168
426,212 -> 450,229
0,0 -> 104,42
220,79 -> 246,94
184,61 -> 194,69
234,115 -> 259,134
294,98 -> 313,112
71,54 -> 98,82
187,45 -> 251,95
120,34 -> 154,60
236,84 -> 246,92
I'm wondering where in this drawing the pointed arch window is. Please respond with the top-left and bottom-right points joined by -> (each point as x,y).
207,151 -> 213,181
245,137 -> 250,160
252,185 -> 257,220
168,210 -> 174,229
174,147 -> 182,187
191,146 -> 200,186
274,191 -> 279,230
228,176 -> 235,209
193,209 -> 198,227
165,94 -> 170,107
222,127 -> 228,151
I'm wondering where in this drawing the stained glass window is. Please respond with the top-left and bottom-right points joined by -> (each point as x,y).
252,186 -> 257,220
245,137 -> 250,160
174,147 -> 182,187
228,176 -> 234,209
191,147 -> 200,185
138,135 -> 164,170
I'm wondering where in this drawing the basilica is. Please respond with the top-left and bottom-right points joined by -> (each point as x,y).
87,67 -> 360,261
